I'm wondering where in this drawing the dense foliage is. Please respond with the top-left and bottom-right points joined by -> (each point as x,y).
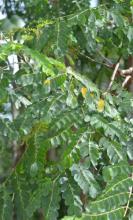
0,0 -> 133,219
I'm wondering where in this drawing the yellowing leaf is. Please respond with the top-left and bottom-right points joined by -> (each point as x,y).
44,79 -> 50,85
90,92 -> 94,97
81,87 -> 87,97
97,99 -> 105,112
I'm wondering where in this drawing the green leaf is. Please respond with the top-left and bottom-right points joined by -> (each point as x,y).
90,114 -> 126,141
79,141 -> 100,167
67,68 -> 99,94
127,141 -> 133,160
111,11 -> 124,27
71,164 -> 100,198
61,177 -> 82,216
83,207 -> 124,220
0,189 -> 13,220
100,137 -> 125,163
127,26 -> 133,42
54,21 -> 70,56
26,178 -> 52,218
66,92 -> 78,109
17,74 -> 34,86
15,95 -> 32,109
30,162 -> 39,177
103,162 -> 133,181
87,191 -> 129,213
43,181 -> 61,220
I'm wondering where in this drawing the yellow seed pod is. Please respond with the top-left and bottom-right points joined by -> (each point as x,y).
81,87 -> 87,97
44,79 -> 50,85
97,99 -> 105,112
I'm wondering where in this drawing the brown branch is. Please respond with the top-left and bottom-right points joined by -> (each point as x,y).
121,67 -> 133,76
122,75 -> 132,88
106,61 -> 120,92
79,52 -> 133,91
80,52 -> 133,77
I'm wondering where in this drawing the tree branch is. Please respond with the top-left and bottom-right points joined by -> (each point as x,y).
79,52 -> 133,90
122,75 -> 132,88
106,61 -> 120,92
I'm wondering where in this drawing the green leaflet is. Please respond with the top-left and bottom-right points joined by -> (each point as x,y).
61,207 -> 125,220
43,180 -> 61,220
82,207 -> 125,220
90,114 -> 126,142
0,43 -> 22,60
103,162 -> 133,181
54,21 -> 70,56
26,178 -> 52,218
0,188 -> 13,220
12,174 -> 31,220
61,177 -> 82,216
79,141 -> 100,167
66,91 -> 78,109
71,164 -> 101,198
100,137 -> 125,163
87,192 -> 129,213
102,176 -> 133,196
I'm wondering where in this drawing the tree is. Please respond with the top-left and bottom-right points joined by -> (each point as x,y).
0,0 -> 133,219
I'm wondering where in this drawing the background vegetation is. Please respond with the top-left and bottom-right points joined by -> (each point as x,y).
0,0 -> 133,219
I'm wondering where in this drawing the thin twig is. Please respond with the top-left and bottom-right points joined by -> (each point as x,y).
97,51 -> 113,65
80,52 -> 133,78
79,52 -> 113,69
122,75 -> 132,88
106,61 -> 120,92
